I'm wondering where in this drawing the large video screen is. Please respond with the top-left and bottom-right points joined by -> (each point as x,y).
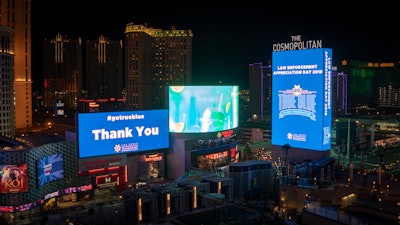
169,86 -> 239,133
37,153 -> 64,187
77,110 -> 169,158
272,48 -> 332,151
0,163 -> 29,193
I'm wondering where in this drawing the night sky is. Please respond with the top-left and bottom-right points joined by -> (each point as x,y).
32,2 -> 399,91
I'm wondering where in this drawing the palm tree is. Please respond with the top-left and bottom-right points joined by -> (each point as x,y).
282,144 -> 291,184
241,143 -> 252,160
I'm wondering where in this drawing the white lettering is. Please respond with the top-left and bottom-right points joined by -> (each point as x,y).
273,39 -> 322,52
91,126 -> 160,140
107,114 -> 145,122
136,126 -> 159,137
92,127 -> 133,140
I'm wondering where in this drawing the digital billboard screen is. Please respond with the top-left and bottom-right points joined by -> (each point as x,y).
272,48 -> 332,151
169,86 -> 239,133
77,110 -> 170,158
37,153 -> 64,187
0,163 -> 29,193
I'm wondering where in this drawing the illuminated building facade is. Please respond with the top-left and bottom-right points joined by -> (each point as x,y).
240,62 -> 273,145
339,60 -> 376,112
42,33 -> 83,116
238,89 -> 250,122
86,35 -> 124,100
0,27 -> 15,137
374,62 -> 400,109
1,0 -> 32,132
0,137 -> 91,214
0,129 -> 237,218
331,68 -> 348,116
168,130 -> 239,181
337,60 -> 400,113
124,23 -> 193,110
248,62 -> 272,120
378,85 -> 400,108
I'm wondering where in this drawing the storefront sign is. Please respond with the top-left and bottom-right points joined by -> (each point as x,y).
96,174 -> 119,188
142,153 -> 163,162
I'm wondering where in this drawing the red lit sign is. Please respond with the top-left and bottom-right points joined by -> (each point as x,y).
142,153 -> 163,162
220,129 -> 234,138
205,151 -> 228,160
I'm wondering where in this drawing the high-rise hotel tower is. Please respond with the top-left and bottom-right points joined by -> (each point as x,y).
0,27 -> 15,137
124,23 -> 193,110
86,35 -> 124,100
248,62 -> 272,121
42,33 -> 83,116
0,0 -> 32,135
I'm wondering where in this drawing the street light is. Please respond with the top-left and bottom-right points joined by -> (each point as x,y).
304,193 -> 309,209
377,153 -> 384,193
193,186 -> 197,209
166,193 -> 170,215
396,202 -> 400,225
137,197 -> 142,222
386,185 -> 390,196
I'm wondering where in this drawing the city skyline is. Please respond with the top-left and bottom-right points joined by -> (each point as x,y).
32,2 -> 399,91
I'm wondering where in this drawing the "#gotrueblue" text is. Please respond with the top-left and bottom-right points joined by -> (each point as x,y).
92,126 -> 159,140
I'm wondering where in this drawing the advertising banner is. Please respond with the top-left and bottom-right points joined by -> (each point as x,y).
0,163 -> 29,193
77,110 -> 169,158
37,153 -> 64,187
169,86 -> 239,133
272,48 -> 332,151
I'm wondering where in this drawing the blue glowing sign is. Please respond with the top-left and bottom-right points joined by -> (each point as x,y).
37,154 -> 64,187
272,48 -> 332,151
77,110 -> 169,158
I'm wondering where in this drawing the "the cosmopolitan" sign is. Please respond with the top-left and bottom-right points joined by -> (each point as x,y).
273,35 -> 322,52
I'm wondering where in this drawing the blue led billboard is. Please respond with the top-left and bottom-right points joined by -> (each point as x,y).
168,86 -> 239,133
77,110 -> 170,158
37,153 -> 64,187
272,48 -> 332,151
